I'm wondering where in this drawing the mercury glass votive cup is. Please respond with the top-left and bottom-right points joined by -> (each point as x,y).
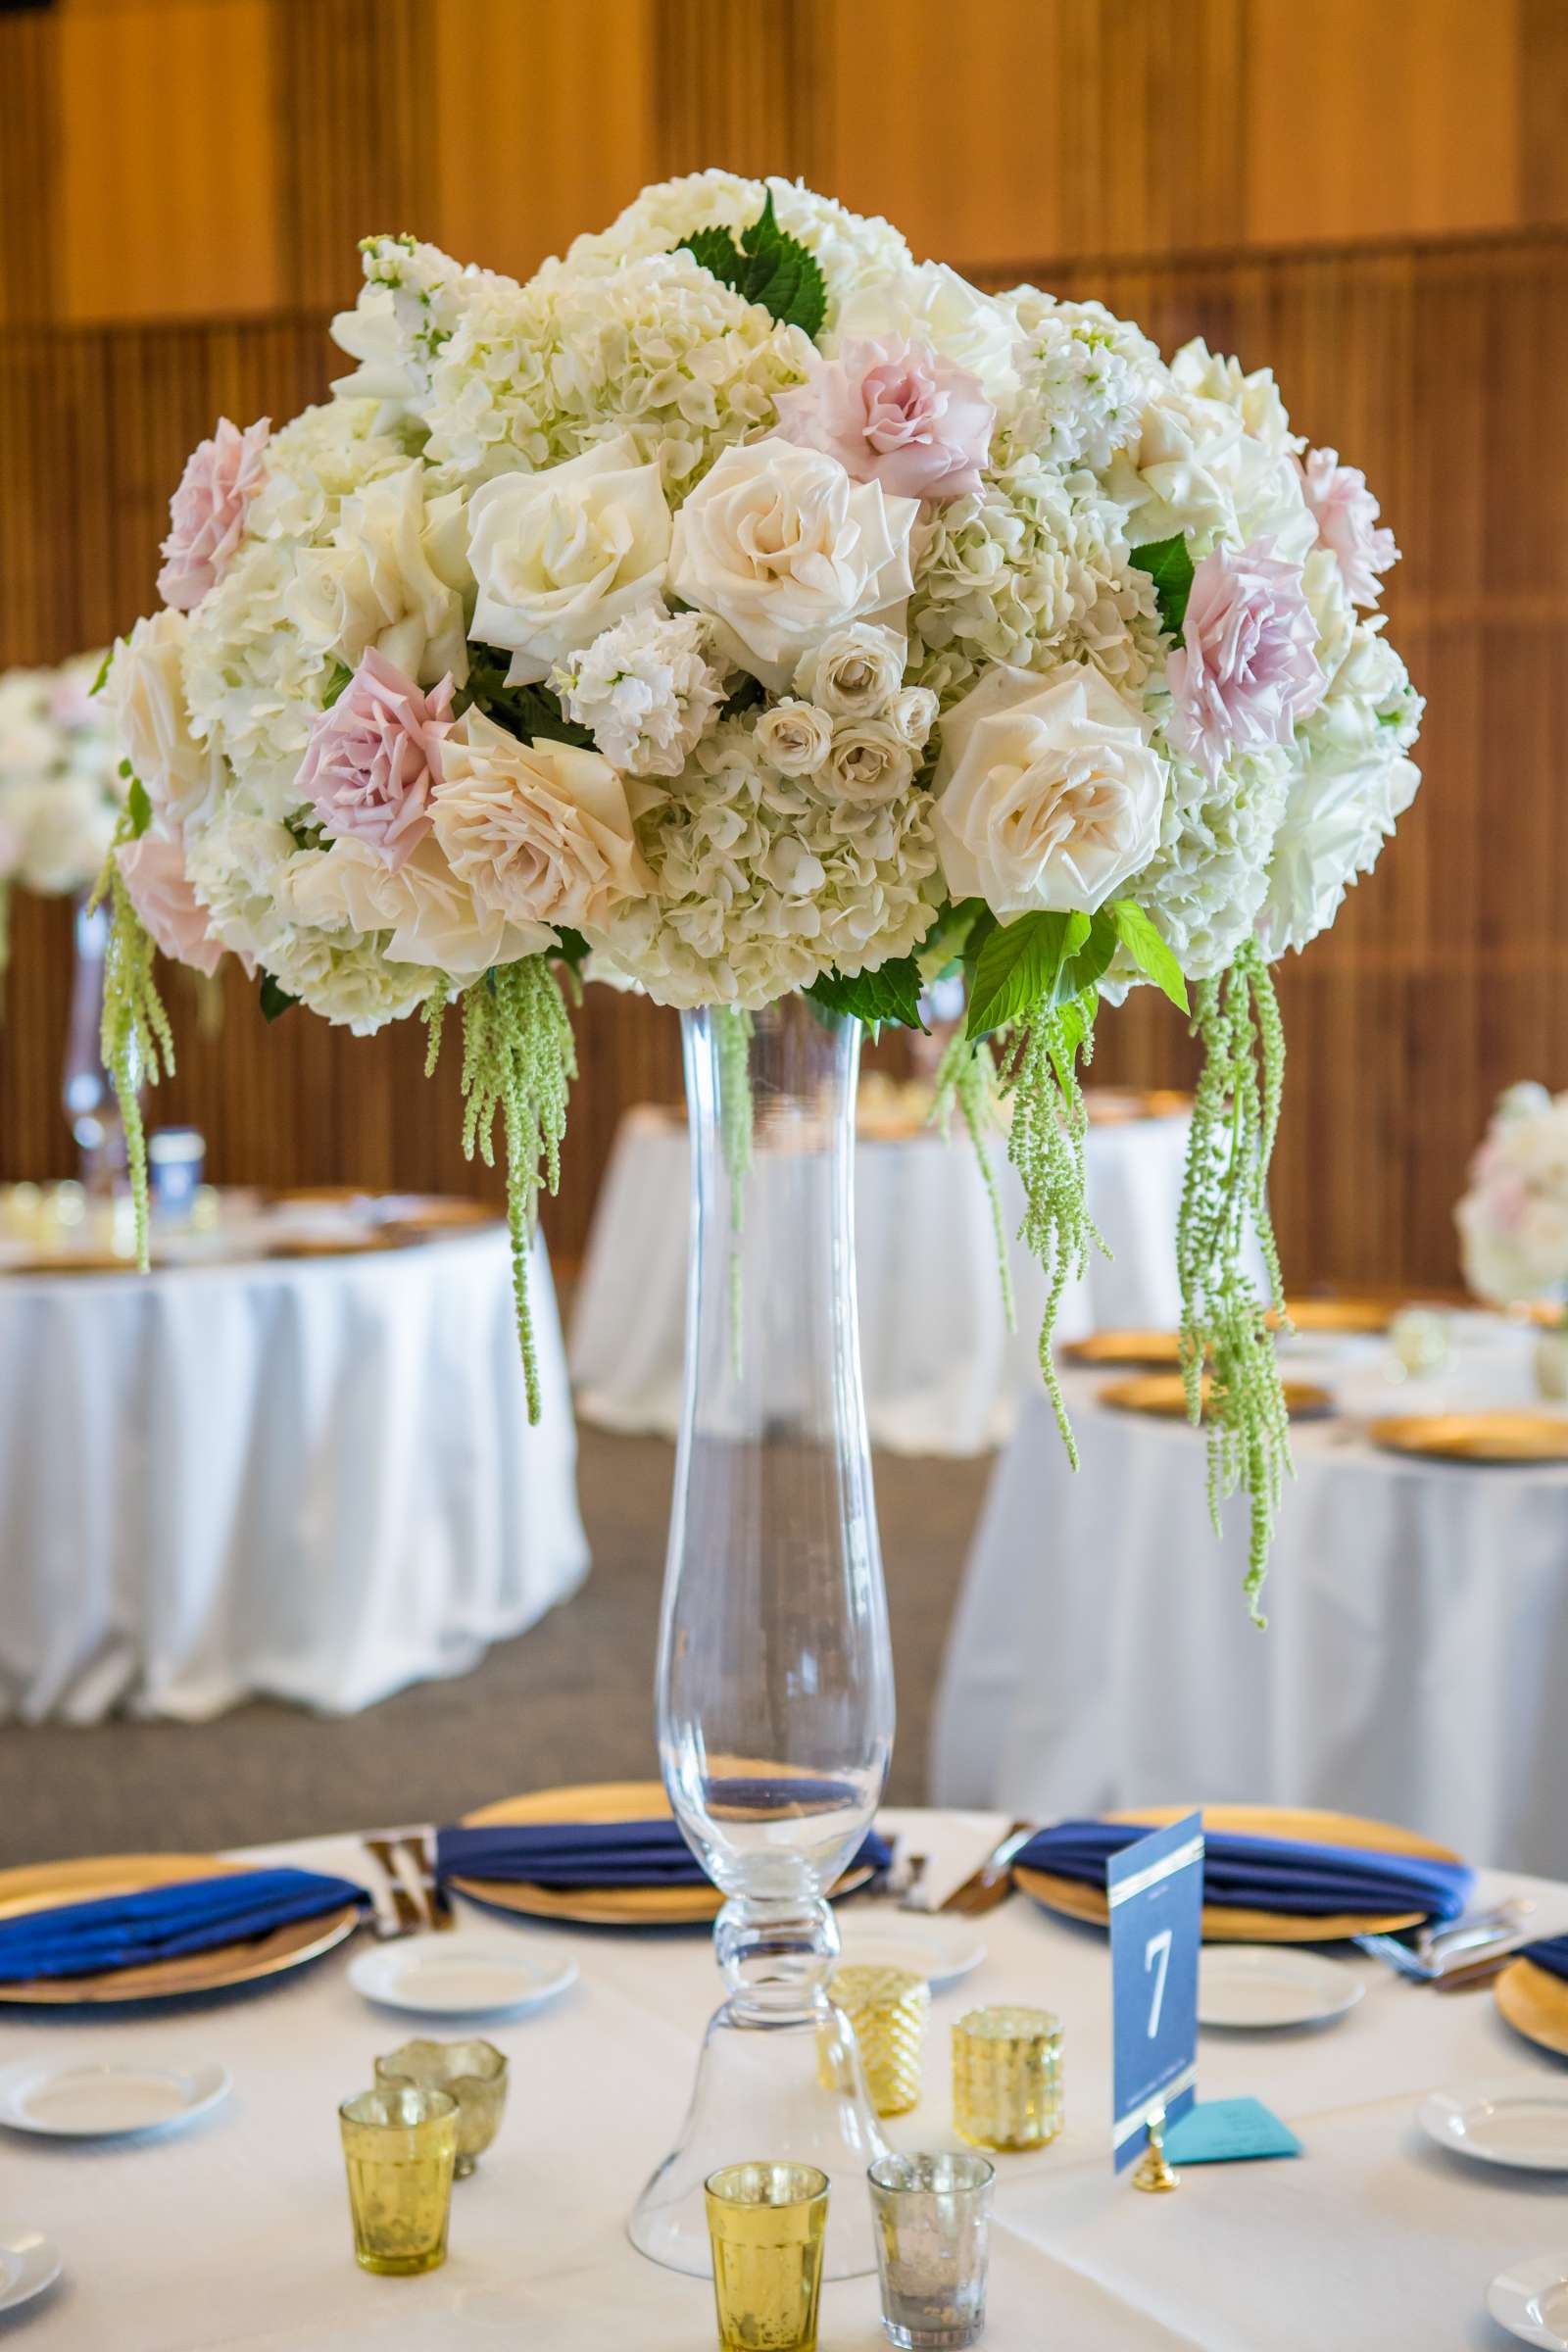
952,2006 -> 1063,2153
704,2162 -> 829,2352
825,1964 -> 930,2116
868,2151 -> 995,2350
339,2084 -> 457,2276
374,2040 -> 509,2177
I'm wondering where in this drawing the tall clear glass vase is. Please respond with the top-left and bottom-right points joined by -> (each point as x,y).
628,995 -> 895,2279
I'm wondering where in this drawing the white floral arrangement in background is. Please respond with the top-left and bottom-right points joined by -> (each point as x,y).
99,171 -> 1422,1606
1456,1084 -> 1568,1313
0,653 -> 123,965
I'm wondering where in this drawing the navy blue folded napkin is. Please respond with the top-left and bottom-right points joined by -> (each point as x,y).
437,1812 -> 892,1891
1015,1819 -> 1472,1924
1525,1936 -> 1568,1984
0,1867 -> 367,1984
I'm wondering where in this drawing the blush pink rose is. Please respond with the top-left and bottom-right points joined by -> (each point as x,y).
115,834 -> 236,977
1166,538 -> 1325,778
773,336 -> 994,502
1298,447 -> 1396,608
295,649 -> 454,869
158,416 -> 270,611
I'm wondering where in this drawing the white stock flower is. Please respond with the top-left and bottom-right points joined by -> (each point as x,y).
755,699 -> 832,775
931,663 -> 1167,917
793,622 -> 906,716
468,435 -> 672,686
670,442 -> 917,693
103,611 -> 217,831
993,292 -> 1158,471
432,708 -> 652,932
833,264 -> 1020,399
287,463 -> 469,689
555,607 -> 724,778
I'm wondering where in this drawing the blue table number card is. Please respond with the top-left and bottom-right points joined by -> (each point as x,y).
1109,1810 -> 1203,2173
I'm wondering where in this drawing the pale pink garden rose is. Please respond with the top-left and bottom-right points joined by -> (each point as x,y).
774,337 -> 995,503
115,834 -> 236,977
1165,538 -> 1324,779
295,649 -> 454,871
157,416 -> 270,612
1297,447 -> 1396,608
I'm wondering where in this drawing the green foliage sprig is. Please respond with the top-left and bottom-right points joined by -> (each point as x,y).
933,1030 -> 1014,1334
677,191 -> 827,340
1130,533 -> 1197,637
1177,939 -> 1290,1622
465,652 -> 596,751
964,900 -> 1187,1041
1004,988 -> 1105,1463
806,955 -> 925,1034
426,956 -> 576,1423
93,803 -> 174,1271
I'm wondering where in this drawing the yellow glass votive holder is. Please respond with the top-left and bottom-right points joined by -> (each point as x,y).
705,2161 -> 828,2352
339,2083 -> 457,2276
826,1963 -> 930,2117
374,2039 -> 508,2178
952,2005 -> 1063,2152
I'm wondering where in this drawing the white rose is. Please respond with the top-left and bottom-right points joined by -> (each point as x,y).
669,442 -> 916,694
467,435 -> 671,686
280,834 -> 549,980
755,699 -> 831,775
931,664 -> 1167,917
833,263 -> 1020,398
433,707 -> 652,932
288,464 -> 469,688
793,622 -> 906,716
103,611 -> 218,831
823,714 -> 915,807
888,684 -> 939,753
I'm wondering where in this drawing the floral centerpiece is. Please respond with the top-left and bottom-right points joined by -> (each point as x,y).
99,171 -> 1421,1606
1456,1084 -> 1568,1314
0,653 -> 122,970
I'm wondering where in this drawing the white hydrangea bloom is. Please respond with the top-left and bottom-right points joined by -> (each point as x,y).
992,291 -> 1159,471
554,608 -> 726,778
588,713 -> 941,1008
183,538 -> 333,812
1101,743 -> 1293,997
246,400 -> 413,545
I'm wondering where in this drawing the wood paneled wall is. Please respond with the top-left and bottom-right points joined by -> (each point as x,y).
2,0 -> 1566,1288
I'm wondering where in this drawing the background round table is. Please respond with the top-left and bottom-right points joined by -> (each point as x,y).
932,1316 -> 1568,1877
569,1096 -> 1196,1456
0,1210 -> 587,1724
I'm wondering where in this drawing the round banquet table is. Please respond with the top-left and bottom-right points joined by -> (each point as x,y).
2,1804 -> 1566,2349
933,1317 -> 1568,1878
569,1097 -> 1196,1455
0,1215 -> 588,1724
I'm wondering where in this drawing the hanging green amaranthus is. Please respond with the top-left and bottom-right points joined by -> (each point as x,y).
1004,992 -> 1104,1466
426,956 -> 576,1423
932,1028 -> 1015,1336
1176,938 -> 1290,1623
94,815 -> 173,1271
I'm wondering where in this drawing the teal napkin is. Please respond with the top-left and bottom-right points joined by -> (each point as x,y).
1164,2098 -> 1302,2165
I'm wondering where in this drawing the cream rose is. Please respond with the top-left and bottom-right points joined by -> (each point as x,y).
823,713 -> 915,807
103,610 -> 218,830
793,621 -> 906,716
756,698 -> 832,775
432,707 -> 652,933
668,442 -> 916,694
467,435 -> 671,686
931,664 -> 1166,916
288,464 -> 469,688
280,833 -> 550,978
888,684 -> 939,753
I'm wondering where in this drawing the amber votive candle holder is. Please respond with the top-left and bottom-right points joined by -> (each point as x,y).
374,2039 -> 508,2177
339,2083 -> 457,2276
952,2005 -> 1063,2152
827,1964 -> 930,2117
705,2161 -> 829,2352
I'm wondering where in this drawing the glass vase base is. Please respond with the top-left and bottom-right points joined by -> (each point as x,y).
628,1997 -> 889,2279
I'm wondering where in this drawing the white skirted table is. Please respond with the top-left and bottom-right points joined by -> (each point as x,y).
570,1098 -> 1195,1455
933,1319 -> 1568,1878
0,1220 -> 587,1723
1,1806 -> 1566,2347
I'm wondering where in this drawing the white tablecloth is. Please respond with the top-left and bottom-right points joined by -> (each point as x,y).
0,1229 -> 588,1724
3,1807 -> 1567,2348
569,1103 -> 1195,1454
934,1320 -> 1568,1877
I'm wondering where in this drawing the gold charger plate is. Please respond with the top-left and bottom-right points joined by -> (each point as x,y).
0,1852 -> 361,2005
1279,1296 -> 1395,1335
1013,1803 -> 1462,1943
455,1780 -> 877,1929
1494,1958 -> 1568,2059
376,1198 -> 500,1234
264,1233 -> 402,1261
1062,1330 -> 1183,1371
1099,1372 -> 1335,1421
1,1251 -> 141,1276
1369,1412 -> 1568,1465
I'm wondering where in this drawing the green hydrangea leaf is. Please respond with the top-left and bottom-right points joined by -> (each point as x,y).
807,956 -> 926,1033
678,190 -> 826,340
321,659 -> 355,709
90,649 -> 112,697
466,652 -> 595,750
1110,898 -> 1190,1011
1131,532 -> 1196,638
259,975 -> 298,1023
125,776 -> 153,838
679,223 -> 744,280
965,910 -> 1089,1040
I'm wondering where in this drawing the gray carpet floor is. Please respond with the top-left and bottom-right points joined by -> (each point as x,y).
0,1431 -> 993,1868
